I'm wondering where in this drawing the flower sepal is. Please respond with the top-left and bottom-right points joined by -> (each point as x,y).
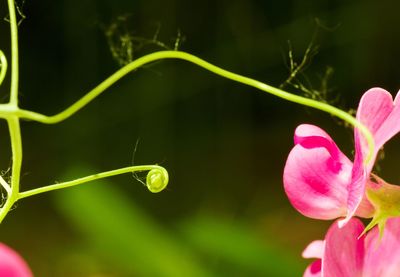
363,174 -> 400,238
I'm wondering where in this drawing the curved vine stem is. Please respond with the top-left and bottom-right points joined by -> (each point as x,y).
18,50 -> 375,165
18,165 -> 168,200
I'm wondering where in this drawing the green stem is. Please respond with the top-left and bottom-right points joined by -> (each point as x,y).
0,117 -> 23,223
17,50 -> 375,164
18,165 -> 168,199
0,0 -> 23,224
7,0 -> 20,106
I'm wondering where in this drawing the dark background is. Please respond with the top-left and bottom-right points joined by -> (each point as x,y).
0,0 -> 399,276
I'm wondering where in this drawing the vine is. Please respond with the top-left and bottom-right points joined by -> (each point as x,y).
0,0 -> 374,223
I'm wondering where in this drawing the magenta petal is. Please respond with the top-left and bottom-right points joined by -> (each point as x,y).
294,124 -> 342,161
357,88 -> 400,153
323,219 -> 364,277
0,243 -> 32,277
364,218 -> 400,277
302,240 -> 324,277
344,88 -> 400,226
374,91 -> 400,150
356,88 -> 395,157
303,260 -> 322,277
338,166 -> 367,227
284,124 -> 351,219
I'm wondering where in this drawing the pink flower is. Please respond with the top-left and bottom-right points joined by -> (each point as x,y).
283,88 -> 400,227
302,217 -> 400,277
0,243 -> 32,277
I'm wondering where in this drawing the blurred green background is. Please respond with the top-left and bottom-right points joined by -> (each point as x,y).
0,0 -> 400,276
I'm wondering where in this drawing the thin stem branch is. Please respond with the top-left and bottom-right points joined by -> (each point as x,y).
0,117 -> 23,223
18,165 -> 168,199
7,0 -> 20,106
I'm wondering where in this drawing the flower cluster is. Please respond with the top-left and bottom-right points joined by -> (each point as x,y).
283,88 -> 400,276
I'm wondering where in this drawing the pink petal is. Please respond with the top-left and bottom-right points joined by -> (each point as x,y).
302,240 -> 324,259
364,217 -> 400,277
303,260 -> 322,277
0,243 -> 32,277
323,219 -> 365,277
338,165 -> 367,227
361,89 -> 400,152
342,88 -> 400,226
294,124 -> 343,161
302,240 -> 324,277
356,88 -> 395,159
284,124 -> 351,219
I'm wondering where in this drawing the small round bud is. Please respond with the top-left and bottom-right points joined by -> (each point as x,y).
146,168 -> 168,193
